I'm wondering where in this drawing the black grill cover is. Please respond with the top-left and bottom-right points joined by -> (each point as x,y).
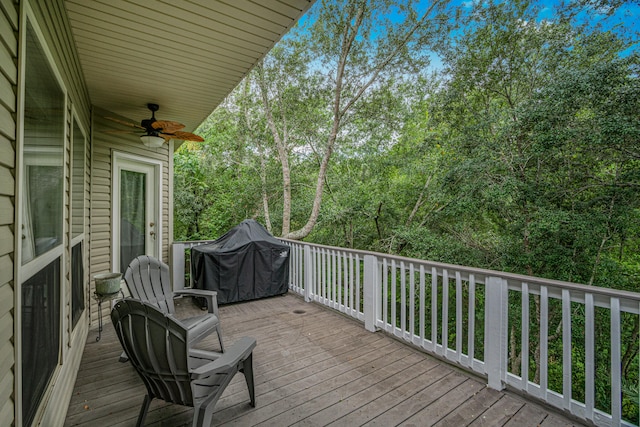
191,220 -> 290,304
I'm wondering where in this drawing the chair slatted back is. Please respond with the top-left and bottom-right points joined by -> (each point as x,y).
111,299 -> 194,406
124,255 -> 175,314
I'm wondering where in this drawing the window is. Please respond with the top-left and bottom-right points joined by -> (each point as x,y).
71,119 -> 85,238
21,258 -> 61,427
21,20 -> 64,425
71,242 -> 84,328
71,119 -> 86,329
21,22 -> 64,265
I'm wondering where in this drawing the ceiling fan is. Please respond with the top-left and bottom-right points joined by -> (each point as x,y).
105,103 -> 204,147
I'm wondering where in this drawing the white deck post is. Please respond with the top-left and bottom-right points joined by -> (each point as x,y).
610,297 -> 622,425
364,254 -> 379,332
172,242 -> 185,290
304,245 -> 312,302
485,276 -> 508,390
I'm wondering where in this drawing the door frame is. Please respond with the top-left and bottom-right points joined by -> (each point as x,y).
111,151 -> 163,273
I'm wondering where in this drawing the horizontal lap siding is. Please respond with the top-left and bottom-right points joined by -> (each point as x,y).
0,0 -> 16,425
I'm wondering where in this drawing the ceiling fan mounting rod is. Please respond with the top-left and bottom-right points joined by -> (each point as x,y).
142,103 -> 160,133
146,103 -> 159,122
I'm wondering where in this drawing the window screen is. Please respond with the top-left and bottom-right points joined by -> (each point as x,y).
71,242 -> 85,328
21,258 -> 61,426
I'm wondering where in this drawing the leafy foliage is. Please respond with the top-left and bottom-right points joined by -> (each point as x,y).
174,0 -> 639,421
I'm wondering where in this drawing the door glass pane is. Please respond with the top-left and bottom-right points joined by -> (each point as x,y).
120,170 -> 146,272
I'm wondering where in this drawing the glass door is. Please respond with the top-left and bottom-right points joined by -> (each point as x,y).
113,154 -> 161,273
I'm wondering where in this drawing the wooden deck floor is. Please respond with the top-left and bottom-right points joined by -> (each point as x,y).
65,293 -> 584,427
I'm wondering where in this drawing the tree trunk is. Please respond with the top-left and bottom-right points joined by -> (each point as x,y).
256,63 -> 292,235
259,146 -> 272,233
374,202 -> 383,240
588,195 -> 615,286
407,174 -> 433,226
282,5 -> 365,240
621,316 -> 640,379
509,322 -> 521,375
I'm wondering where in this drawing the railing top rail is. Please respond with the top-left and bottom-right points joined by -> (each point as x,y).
173,240 -> 218,245
278,238 -> 640,302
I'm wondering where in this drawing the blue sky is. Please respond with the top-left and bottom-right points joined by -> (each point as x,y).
452,0 -> 640,24
291,0 -> 638,72
536,0 -> 639,43
309,1 -> 637,46
425,0 -> 639,66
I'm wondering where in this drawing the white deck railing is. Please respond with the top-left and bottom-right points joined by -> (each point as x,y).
172,239 -> 640,427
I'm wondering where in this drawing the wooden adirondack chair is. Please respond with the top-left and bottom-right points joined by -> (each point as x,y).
111,298 -> 256,427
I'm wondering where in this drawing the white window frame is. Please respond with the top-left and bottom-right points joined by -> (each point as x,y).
15,3 -> 69,426
69,111 -> 88,340
70,111 -> 87,248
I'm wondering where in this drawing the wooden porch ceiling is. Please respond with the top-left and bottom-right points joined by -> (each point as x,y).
65,294 -> 582,426
64,0 -> 314,133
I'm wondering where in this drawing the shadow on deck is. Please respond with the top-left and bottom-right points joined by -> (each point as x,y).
65,294 -> 583,426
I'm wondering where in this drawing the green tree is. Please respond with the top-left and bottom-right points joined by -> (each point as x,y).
427,0 -> 639,415
257,0 -> 453,239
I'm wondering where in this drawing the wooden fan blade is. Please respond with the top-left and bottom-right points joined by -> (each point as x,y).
160,131 -> 204,142
151,120 -> 185,133
105,116 -> 144,129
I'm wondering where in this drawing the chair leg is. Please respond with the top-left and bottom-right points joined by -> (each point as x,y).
216,324 -> 225,352
193,402 -> 215,427
242,354 -> 255,407
136,394 -> 153,427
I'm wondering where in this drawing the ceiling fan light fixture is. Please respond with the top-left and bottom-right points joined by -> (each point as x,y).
140,134 -> 164,148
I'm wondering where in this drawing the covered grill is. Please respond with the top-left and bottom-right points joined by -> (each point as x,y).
191,220 -> 290,304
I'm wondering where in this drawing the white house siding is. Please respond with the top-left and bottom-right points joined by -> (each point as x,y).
0,0 -> 17,424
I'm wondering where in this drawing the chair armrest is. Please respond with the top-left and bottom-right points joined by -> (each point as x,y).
180,313 -> 220,344
174,288 -> 219,315
191,337 -> 256,378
